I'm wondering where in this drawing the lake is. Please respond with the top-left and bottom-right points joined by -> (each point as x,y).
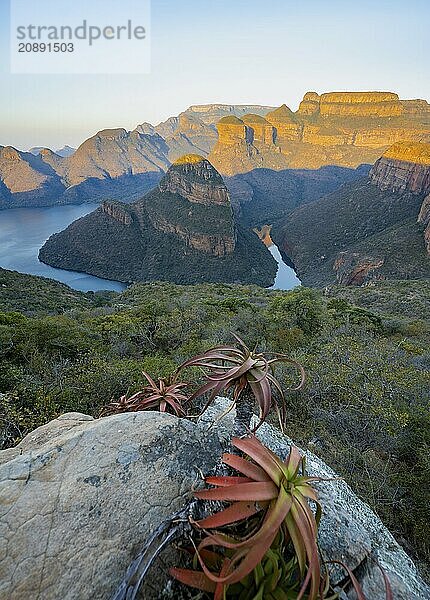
0,204 -> 300,292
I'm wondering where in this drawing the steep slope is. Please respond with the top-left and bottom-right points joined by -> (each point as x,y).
275,142 -> 430,286
0,146 -> 65,207
39,155 -> 276,286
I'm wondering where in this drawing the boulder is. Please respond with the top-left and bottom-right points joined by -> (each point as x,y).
0,411 -> 222,600
1,403 -> 429,600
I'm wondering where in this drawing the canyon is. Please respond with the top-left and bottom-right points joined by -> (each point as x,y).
275,142 -> 430,286
1,92 -> 430,209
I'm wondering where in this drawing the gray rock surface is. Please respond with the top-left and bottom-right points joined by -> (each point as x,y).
1,403 -> 428,600
0,411 -> 221,600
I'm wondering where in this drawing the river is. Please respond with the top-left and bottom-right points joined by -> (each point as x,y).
0,204 -> 300,292
0,204 -> 126,292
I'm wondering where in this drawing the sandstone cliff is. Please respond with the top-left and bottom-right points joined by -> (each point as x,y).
369,142 -> 430,193
39,155 -> 276,286
2,95 -> 430,208
209,91 -> 430,174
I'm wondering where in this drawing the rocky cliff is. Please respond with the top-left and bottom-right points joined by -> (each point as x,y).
275,143 -> 430,286
158,154 -> 230,206
39,155 -> 275,286
209,91 -> 430,174
369,141 -> 430,192
2,94 -> 430,208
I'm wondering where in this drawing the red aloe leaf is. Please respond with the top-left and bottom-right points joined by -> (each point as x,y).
169,567 -> 216,593
285,511 -> 306,575
214,558 -> 232,600
212,356 -> 258,382
195,500 -> 265,529
268,356 -> 306,391
231,436 -> 283,484
248,376 -> 272,430
284,445 -> 303,479
141,370 -> 159,390
197,485 -> 293,585
294,490 -> 319,540
204,475 -> 254,487
377,564 -> 393,600
194,481 -> 278,502
290,499 -> 320,600
222,453 -> 272,482
328,561 -> 366,600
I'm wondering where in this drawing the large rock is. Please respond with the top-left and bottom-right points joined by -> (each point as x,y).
0,411 -> 222,600
1,404 -> 429,600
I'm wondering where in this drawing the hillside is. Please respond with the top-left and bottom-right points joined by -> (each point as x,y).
0,269 -> 429,576
39,156 -> 277,286
0,268 -> 106,314
275,142 -> 430,286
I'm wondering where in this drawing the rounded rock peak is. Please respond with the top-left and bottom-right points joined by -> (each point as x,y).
173,154 -> 206,166
217,115 -> 245,125
302,92 -> 320,101
96,128 -> 128,139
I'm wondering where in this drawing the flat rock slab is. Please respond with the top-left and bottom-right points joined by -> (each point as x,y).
0,411 -> 221,600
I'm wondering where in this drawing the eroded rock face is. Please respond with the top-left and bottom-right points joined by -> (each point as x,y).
210,92 -> 430,174
334,252 -> 385,286
101,201 -> 133,225
369,142 -> 430,193
418,194 -> 430,254
158,154 -> 231,206
0,411 -> 222,600
319,92 -> 403,117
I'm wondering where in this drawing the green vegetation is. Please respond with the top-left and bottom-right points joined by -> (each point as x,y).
0,273 -> 429,575
274,178 -> 430,286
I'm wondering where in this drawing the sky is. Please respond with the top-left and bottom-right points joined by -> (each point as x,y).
0,0 -> 429,151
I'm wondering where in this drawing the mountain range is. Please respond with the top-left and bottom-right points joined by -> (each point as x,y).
274,142 -> 430,286
1,92 -> 430,209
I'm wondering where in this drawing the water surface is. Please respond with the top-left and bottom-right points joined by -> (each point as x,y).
269,244 -> 301,290
0,204 -> 126,292
0,205 -> 300,293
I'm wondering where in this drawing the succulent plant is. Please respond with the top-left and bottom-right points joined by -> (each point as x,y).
100,370 -> 188,417
178,334 -> 305,430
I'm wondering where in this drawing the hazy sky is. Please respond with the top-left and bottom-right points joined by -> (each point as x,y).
0,0 -> 429,150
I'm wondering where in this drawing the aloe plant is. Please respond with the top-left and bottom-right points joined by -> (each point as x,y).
100,371 -> 188,417
171,436 -> 393,600
171,435 -> 323,599
178,334 -> 305,430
